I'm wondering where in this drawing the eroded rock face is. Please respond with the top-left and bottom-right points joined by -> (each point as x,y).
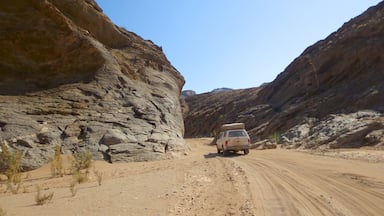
0,0 -> 187,170
184,87 -> 264,138
281,111 -> 384,149
184,2 -> 384,149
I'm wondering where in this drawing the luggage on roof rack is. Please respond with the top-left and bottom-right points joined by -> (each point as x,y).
220,123 -> 245,131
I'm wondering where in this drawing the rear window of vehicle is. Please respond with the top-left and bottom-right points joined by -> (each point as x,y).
228,130 -> 247,137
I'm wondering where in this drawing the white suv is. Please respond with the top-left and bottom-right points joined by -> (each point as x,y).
216,123 -> 251,156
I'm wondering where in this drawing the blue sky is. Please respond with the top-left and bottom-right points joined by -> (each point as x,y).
95,0 -> 381,93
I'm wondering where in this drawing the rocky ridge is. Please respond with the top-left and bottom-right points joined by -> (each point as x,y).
184,1 -> 384,150
0,0 -> 187,170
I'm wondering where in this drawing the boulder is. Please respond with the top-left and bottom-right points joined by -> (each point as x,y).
251,140 -> 277,150
100,129 -> 129,146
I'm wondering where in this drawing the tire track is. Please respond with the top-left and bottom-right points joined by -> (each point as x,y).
169,157 -> 256,216
231,151 -> 384,216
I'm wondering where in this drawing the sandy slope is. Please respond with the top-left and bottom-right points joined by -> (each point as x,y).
0,138 -> 383,216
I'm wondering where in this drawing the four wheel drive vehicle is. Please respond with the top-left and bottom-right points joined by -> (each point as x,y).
216,123 -> 251,156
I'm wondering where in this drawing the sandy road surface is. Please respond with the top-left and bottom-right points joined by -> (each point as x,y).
0,138 -> 383,216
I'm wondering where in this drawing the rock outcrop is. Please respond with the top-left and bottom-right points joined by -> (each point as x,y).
0,0 -> 187,170
184,1 -> 384,149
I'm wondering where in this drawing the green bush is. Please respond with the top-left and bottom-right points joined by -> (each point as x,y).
268,132 -> 281,144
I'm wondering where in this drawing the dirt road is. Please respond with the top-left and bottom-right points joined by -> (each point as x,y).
1,138 -> 384,215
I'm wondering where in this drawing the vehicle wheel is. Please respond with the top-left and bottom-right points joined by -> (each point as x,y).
244,149 -> 249,155
222,146 -> 228,157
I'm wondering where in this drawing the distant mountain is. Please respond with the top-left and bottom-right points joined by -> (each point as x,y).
211,88 -> 233,93
184,2 -> 384,150
181,90 -> 196,98
181,88 -> 233,98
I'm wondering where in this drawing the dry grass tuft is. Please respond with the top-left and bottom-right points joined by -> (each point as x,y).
73,170 -> 89,184
35,186 -> 54,205
6,182 -> 21,195
68,150 -> 93,185
50,145 -> 64,177
69,181 -> 77,197
71,150 -> 93,172
0,207 -> 6,216
94,169 -> 103,186
0,144 -> 22,194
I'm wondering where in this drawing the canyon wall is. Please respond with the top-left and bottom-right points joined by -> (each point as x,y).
0,0 -> 187,170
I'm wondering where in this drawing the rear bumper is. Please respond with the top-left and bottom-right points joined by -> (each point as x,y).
224,144 -> 250,151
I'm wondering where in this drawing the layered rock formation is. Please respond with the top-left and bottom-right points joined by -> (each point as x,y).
0,0 -> 187,170
184,2 -> 384,149
184,87 -> 263,137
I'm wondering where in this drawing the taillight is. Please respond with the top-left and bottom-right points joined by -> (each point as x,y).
248,138 -> 250,144
225,140 -> 228,146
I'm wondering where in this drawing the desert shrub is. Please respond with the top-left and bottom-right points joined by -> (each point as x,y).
72,170 -> 89,184
50,145 -> 64,177
6,182 -> 21,195
93,169 -> 103,186
268,132 -> 281,144
69,181 -> 77,197
0,144 -> 9,172
24,172 -> 31,180
0,207 -> 6,216
35,186 -> 54,205
64,150 -> 93,194
22,185 -> 28,193
0,144 -> 22,194
0,144 -> 22,181
71,150 -> 92,173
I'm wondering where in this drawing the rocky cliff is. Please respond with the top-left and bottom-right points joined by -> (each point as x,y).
184,87 -> 263,138
0,0 -> 187,170
184,1 -> 384,149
